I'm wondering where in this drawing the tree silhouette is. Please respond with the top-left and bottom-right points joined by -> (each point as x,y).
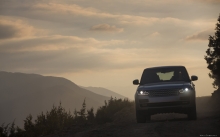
95,97 -> 133,124
0,98 -> 133,136
205,14 -> 220,91
87,107 -> 95,123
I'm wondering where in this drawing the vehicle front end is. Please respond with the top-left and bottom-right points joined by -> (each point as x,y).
135,82 -> 196,114
133,66 -> 198,123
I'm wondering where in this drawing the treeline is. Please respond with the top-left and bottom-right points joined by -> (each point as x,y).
0,97 -> 133,137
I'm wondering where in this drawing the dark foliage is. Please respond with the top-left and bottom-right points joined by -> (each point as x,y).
95,97 -> 133,124
0,121 -> 19,137
87,108 -> 95,123
73,99 -> 87,125
205,14 -> 220,89
1,97 -> 132,137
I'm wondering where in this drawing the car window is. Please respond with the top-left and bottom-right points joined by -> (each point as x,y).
140,67 -> 190,85
157,71 -> 173,80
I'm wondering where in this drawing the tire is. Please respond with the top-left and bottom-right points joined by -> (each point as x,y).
136,110 -> 146,123
187,107 -> 197,120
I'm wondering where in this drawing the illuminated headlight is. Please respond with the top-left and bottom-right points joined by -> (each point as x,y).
179,88 -> 191,93
138,90 -> 149,95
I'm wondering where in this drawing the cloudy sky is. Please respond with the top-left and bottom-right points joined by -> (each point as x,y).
0,0 -> 219,99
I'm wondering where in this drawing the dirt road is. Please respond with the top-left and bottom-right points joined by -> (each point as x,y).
73,113 -> 220,137
72,97 -> 220,137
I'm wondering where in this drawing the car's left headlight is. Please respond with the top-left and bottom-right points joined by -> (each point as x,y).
137,90 -> 149,95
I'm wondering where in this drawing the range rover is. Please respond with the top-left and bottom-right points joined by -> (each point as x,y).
133,66 -> 198,123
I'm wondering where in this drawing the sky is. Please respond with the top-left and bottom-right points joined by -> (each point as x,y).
0,0 -> 219,99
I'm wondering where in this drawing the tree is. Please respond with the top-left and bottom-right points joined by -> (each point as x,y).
205,14 -> 220,90
87,108 -> 95,123
73,99 -> 87,125
0,123 -> 10,137
23,114 -> 35,137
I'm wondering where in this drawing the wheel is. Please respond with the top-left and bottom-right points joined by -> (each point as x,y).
187,107 -> 197,120
136,110 -> 146,123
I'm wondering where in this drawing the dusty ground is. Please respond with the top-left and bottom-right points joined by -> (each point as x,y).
63,96 -> 220,137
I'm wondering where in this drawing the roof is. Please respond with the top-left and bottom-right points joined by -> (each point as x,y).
144,66 -> 185,70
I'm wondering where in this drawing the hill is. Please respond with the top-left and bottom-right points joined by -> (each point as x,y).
81,86 -> 126,99
0,71 -> 110,127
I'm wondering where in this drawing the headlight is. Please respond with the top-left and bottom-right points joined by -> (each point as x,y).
179,87 -> 191,93
137,90 -> 149,95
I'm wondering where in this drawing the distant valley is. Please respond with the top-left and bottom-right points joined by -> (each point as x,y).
0,71 -> 124,128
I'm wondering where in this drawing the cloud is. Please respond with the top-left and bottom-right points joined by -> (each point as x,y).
0,17 -> 36,39
0,34 -> 125,73
30,3 -> 186,26
194,0 -> 220,3
185,29 -> 214,41
0,24 -> 18,39
150,32 -> 160,37
0,35 -> 126,53
1,0 -> 218,30
33,3 -> 81,15
90,24 -> 123,32
0,34 -> 201,74
0,32 -> 185,74
0,0 -> 216,99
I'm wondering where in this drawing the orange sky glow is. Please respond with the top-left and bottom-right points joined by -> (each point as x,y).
0,0 -> 219,99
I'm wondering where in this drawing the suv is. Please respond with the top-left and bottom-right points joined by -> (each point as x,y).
133,66 -> 198,123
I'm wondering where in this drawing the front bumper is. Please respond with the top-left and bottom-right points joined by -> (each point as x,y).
135,94 -> 195,114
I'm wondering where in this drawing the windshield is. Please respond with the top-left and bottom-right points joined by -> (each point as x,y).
140,67 -> 190,85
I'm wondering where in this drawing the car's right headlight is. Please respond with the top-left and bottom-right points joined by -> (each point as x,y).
137,90 -> 150,95
179,87 -> 193,93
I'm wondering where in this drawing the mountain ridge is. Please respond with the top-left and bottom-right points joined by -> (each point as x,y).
0,71 -> 110,127
81,86 -> 127,99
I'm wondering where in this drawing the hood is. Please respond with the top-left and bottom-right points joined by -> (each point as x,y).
138,81 -> 191,90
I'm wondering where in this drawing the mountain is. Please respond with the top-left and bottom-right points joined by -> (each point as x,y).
0,71 -> 110,128
82,86 -> 126,99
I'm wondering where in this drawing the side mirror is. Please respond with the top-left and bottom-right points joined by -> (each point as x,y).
133,79 -> 139,85
191,75 -> 198,81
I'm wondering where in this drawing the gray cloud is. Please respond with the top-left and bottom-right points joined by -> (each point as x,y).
90,24 -> 123,32
0,37 -> 199,75
0,49 -> 107,74
0,17 -> 39,39
0,1 -> 190,27
0,0 -> 217,41
0,34 -> 176,74
0,35 -> 128,73
195,0 -> 220,3
0,0 -> 218,73
185,29 -> 214,41
68,0 -> 220,21
0,24 -> 19,39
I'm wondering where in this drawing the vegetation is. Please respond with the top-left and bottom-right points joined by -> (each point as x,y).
96,97 -> 133,124
0,97 -> 133,137
205,14 -> 220,89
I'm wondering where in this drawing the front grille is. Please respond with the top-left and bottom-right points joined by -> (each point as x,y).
146,101 -> 190,107
147,89 -> 180,97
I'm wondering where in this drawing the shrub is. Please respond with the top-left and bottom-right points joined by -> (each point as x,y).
2,97 -> 133,136
95,97 -> 133,124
